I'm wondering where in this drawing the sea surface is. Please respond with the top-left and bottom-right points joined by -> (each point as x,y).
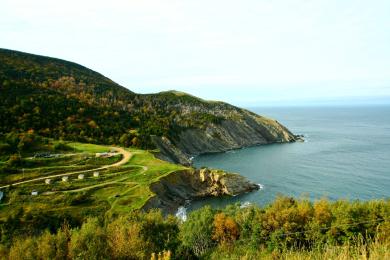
188,106 -> 390,212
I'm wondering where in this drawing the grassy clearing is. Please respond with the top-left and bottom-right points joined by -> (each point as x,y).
66,142 -> 110,153
0,142 -> 187,221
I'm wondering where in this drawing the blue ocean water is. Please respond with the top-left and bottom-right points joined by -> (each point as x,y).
190,106 -> 390,210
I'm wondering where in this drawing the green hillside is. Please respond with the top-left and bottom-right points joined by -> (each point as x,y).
0,48 -> 231,146
0,137 -> 186,224
0,48 -> 296,163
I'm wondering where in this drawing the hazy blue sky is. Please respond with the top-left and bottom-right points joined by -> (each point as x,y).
1,0 -> 390,106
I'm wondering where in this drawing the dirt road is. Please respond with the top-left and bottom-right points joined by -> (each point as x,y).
0,147 -> 132,189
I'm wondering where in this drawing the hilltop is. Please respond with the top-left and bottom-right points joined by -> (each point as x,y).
0,48 -> 296,165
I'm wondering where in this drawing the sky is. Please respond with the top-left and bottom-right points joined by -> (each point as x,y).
1,0 -> 390,106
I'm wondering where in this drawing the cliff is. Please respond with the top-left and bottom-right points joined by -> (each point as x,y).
0,48 -> 296,165
152,105 -> 296,165
142,168 -> 260,214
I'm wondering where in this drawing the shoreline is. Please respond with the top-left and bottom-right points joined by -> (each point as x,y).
141,168 -> 260,215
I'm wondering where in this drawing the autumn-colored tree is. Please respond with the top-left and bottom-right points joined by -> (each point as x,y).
314,199 -> 333,225
150,250 -> 171,260
87,120 -> 98,129
8,237 -> 37,260
212,213 -> 240,245
36,231 -> 57,259
107,216 -> 146,259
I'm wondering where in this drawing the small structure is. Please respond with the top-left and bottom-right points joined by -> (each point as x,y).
34,152 -> 54,158
45,179 -> 52,185
93,172 -> 100,177
31,190 -> 38,196
96,152 -> 117,158
62,176 -> 69,182
78,174 -> 85,180
96,152 -> 109,158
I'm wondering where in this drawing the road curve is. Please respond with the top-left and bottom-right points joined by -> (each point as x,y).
0,147 -> 132,189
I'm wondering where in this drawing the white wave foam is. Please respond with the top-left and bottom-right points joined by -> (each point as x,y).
175,206 -> 188,221
257,183 -> 264,190
240,201 -> 252,208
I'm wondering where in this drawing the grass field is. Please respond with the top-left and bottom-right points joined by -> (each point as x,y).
0,142 -> 187,221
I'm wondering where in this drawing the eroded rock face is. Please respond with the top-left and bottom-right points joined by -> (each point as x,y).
152,110 -> 297,165
197,168 -> 259,196
142,168 -> 259,214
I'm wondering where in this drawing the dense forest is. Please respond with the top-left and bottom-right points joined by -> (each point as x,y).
0,196 -> 389,259
0,49 -> 240,149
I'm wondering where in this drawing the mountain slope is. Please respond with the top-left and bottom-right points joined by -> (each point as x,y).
0,48 -> 296,164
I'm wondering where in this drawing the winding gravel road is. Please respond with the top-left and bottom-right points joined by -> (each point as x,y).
0,147 -> 132,189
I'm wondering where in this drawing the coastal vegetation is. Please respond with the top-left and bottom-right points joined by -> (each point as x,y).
1,135 -> 388,259
0,49 -> 389,259
0,196 -> 389,259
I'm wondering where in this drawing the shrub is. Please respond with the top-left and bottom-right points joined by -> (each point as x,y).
54,142 -> 73,151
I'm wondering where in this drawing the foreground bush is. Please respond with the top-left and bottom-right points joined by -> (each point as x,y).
1,196 -> 389,259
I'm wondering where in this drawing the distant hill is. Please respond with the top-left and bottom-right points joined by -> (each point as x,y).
0,48 -> 296,164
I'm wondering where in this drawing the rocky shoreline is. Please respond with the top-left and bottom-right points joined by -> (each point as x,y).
142,168 -> 260,215
152,116 -> 298,166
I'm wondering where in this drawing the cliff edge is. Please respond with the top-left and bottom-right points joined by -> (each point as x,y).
151,100 -> 297,165
142,168 -> 260,214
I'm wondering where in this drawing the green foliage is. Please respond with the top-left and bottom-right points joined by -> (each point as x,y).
0,48 -> 254,151
7,154 -> 21,167
1,197 -> 389,259
70,218 -> 108,260
0,131 -> 43,155
0,143 -> 12,155
180,206 -> 215,256
54,141 -> 73,151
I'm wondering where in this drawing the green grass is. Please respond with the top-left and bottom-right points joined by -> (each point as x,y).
0,142 -> 187,221
0,153 -> 123,185
66,142 -> 110,153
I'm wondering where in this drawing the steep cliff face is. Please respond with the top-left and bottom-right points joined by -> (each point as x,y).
142,168 -> 260,214
152,107 -> 296,165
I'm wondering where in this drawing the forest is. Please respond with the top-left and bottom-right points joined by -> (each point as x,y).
0,49 -> 228,150
1,196 -> 389,259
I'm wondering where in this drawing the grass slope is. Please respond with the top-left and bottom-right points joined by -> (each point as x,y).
0,142 -> 186,221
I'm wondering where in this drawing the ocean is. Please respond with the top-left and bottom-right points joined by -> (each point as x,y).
188,106 -> 390,212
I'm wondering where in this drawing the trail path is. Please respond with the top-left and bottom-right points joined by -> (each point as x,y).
0,147 -> 132,189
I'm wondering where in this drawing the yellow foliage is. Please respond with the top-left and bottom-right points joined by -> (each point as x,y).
151,250 -> 172,260
314,198 -> 333,225
213,213 -> 240,244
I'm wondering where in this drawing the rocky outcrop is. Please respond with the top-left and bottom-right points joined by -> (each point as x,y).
151,136 -> 192,166
153,109 -> 297,165
142,168 -> 260,214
